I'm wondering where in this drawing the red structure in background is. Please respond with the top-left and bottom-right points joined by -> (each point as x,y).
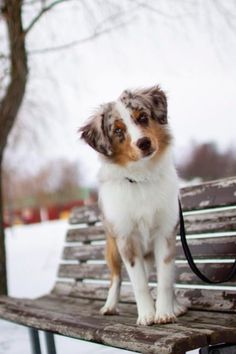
4,200 -> 84,227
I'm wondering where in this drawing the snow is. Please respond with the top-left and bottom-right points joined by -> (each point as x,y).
0,220 -> 199,353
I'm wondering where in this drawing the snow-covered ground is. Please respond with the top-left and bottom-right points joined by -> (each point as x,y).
1,220 -> 198,353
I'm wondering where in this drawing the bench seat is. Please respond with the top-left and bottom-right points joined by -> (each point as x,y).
1,292 -> 236,354
0,177 -> 236,354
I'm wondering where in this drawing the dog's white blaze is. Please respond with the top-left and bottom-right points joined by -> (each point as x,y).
115,100 -> 142,143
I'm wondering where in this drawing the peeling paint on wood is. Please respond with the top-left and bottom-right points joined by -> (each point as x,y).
58,261 -> 236,286
51,281 -> 236,313
62,236 -> 236,262
180,177 -> 236,211
67,208 -> 236,240
1,295 -> 236,353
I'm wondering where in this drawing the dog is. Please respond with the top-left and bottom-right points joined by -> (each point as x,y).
80,86 -> 187,326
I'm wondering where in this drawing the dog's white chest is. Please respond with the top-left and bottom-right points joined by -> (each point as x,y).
99,149 -> 179,239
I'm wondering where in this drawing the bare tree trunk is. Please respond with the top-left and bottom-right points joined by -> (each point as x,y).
0,0 -> 28,295
0,155 -> 7,295
0,0 -> 28,151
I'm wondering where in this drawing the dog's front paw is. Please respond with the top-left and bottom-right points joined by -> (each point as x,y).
155,311 -> 177,324
174,300 -> 188,317
136,311 -> 155,326
100,305 -> 119,316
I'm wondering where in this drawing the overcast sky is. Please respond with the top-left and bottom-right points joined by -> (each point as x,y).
2,0 -> 236,185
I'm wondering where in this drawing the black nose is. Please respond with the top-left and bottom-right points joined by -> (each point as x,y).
137,137 -> 151,151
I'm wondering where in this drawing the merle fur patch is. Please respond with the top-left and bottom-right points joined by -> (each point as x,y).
120,86 -> 168,125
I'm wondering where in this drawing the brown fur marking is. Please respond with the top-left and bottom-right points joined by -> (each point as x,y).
164,230 -> 176,264
105,220 -> 137,268
144,251 -> 154,261
105,233 -> 122,283
111,135 -> 141,165
123,237 -> 137,267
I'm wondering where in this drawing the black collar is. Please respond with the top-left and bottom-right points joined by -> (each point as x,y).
125,177 -> 137,184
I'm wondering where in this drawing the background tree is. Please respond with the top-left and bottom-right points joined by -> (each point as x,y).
0,0 -> 27,295
178,142 -> 236,181
0,0 -> 134,295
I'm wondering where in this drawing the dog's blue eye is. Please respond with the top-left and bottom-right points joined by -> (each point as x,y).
137,114 -> 148,125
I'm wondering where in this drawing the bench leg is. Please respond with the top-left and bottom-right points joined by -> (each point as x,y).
200,343 -> 236,353
29,328 -> 42,354
44,331 -> 57,354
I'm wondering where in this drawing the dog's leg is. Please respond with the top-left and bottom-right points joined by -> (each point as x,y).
100,234 -> 122,315
117,236 -> 155,326
143,251 -> 154,279
154,229 -> 177,324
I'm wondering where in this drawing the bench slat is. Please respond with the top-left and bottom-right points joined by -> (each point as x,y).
184,208 -> 236,234
67,208 -> 236,238
69,205 -> 101,225
52,281 -> 236,313
68,177 -> 236,225
10,294 -> 236,330
180,177 -> 236,211
67,225 -> 105,243
62,236 -> 236,261
58,262 -> 236,286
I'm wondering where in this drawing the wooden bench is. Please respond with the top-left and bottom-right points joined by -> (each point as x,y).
0,177 -> 236,354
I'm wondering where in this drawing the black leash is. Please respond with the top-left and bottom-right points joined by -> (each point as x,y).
179,199 -> 236,284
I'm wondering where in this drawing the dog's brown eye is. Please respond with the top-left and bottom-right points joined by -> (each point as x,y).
137,114 -> 148,125
114,127 -> 123,137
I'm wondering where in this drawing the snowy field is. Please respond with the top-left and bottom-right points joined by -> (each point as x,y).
1,221 -> 198,354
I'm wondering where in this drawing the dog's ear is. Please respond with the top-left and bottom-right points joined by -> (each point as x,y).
80,112 -> 113,156
135,86 -> 168,124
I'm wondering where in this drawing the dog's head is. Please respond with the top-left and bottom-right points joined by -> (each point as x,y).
80,86 -> 172,165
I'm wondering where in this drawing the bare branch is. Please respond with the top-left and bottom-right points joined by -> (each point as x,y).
24,0 -> 72,34
129,0 -> 195,19
0,67 -> 10,86
0,53 -> 8,60
23,0 -> 42,5
213,0 -> 236,32
94,10 -> 129,31
28,17 -> 134,55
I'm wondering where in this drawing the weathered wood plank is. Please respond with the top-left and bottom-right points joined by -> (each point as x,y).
67,208 -> 236,238
180,177 -> 236,211
175,262 -> 236,284
58,262 -> 236,285
63,244 -> 105,261
3,294 -> 236,346
62,236 -> 236,261
0,295 -> 208,354
176,236 -> 236,259
67,225 -> 105,243
9,294 -> 236,330
68,178 -> 236,225
183,208 -> 236,234
69,205 -> 101,225
52,281 -> 236,313
2,294 -> 236,350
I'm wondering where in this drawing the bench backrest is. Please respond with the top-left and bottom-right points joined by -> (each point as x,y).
53,177 -> 236,313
